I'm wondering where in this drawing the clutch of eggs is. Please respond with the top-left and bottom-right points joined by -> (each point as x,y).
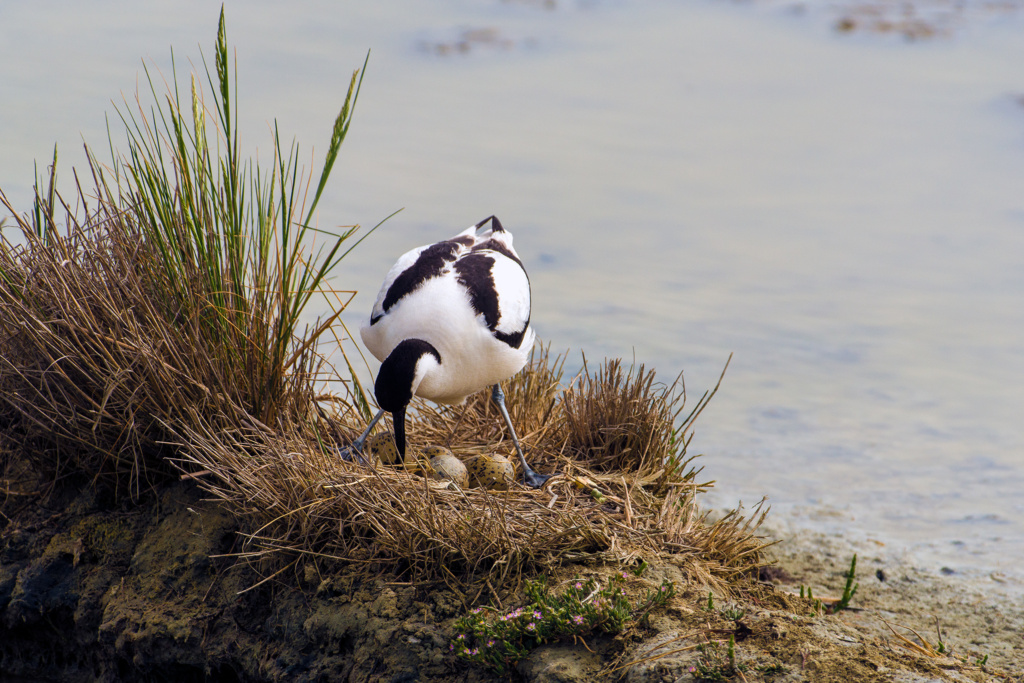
363,432 -> 515,490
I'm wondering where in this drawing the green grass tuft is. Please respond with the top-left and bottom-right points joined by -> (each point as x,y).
833,554 -> 859,612
0,8 -> 374,496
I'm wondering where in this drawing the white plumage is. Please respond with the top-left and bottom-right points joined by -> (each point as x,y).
347,215 -> 550,487
360,221 -> 534,403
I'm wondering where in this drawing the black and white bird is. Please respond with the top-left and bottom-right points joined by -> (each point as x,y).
346,215 -> 551,488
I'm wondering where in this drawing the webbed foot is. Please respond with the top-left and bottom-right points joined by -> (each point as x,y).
338,442 -> 373,466
522,467 -> 554,489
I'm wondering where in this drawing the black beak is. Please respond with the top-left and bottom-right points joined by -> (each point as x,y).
392,405 -> 407,459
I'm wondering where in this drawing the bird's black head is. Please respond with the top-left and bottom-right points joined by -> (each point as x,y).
375,339 -> 441,456
374,339 -> 441,412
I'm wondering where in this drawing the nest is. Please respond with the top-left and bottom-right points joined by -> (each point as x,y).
170,348 -> 767,591
0,200 -> 766,590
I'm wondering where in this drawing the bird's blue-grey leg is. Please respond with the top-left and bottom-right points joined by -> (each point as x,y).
339,408 -> 386,464
491,383 -> 552,488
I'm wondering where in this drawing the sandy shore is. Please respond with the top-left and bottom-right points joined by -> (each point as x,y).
760,518 -> 1024,678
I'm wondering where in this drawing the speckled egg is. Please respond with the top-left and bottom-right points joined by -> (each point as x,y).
466,453 -> 516,490
400,445 -> 448,475
366,432 -> 402,465
420,445 -> 453,460
426,451 -> 469,488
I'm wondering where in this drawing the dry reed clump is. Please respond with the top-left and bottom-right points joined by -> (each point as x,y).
170,347 -> 767,593
559,357 -> 683,473
0,10 -> 363,500
0,208 -> 193,495
0,176 -> 321,499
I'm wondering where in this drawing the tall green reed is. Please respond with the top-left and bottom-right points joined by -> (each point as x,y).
0,8 -> 377,496
101,7 -> 373,424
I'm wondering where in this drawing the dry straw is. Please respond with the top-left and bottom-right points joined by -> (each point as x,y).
167,347 -> 768,592
0,10 -> 767,592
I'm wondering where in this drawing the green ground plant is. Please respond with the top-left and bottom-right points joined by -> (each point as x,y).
451,571 -> 676,675
798,554 -> 858,615
833,553 -> 859,612
692,635 -> 747,681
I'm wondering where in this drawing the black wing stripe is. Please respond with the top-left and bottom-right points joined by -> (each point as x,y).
454,252 -> 530,349
453,253 -> 500,332
379,241 -> 461,318
493,322 -> 528,350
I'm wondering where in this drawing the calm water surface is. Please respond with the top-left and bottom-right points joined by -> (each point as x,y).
3,0 -> 1023,589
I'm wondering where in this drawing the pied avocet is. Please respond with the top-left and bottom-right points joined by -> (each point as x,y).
347,215 -> 550,488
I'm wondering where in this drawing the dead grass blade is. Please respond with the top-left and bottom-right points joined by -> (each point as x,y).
882,619 -> 941,658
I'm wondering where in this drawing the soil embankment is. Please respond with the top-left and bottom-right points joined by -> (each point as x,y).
3,476 -> 1020,682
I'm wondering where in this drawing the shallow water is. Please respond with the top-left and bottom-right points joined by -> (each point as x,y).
3,0 -> 1023,591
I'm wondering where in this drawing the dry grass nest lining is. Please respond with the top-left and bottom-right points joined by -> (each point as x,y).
174,349 -> 768,591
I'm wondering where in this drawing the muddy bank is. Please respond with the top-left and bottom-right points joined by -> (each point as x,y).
2,476 -> 1020,682
1,478 -> 473,682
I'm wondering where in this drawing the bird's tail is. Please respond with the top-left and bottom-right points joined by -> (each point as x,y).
474,215 -> 503,235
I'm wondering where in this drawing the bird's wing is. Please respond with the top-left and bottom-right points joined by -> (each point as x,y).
453,245 -> 532,350
368,244 -> 427,324
489,252 -> 532,348
369,239 -> 469,325
367,217 -> 519,329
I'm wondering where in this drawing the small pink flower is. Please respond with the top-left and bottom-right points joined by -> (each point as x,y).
572,615 -> 584,625
574,582 -> 583,590
533,610 -> 542,620
527,622 -> 536,631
